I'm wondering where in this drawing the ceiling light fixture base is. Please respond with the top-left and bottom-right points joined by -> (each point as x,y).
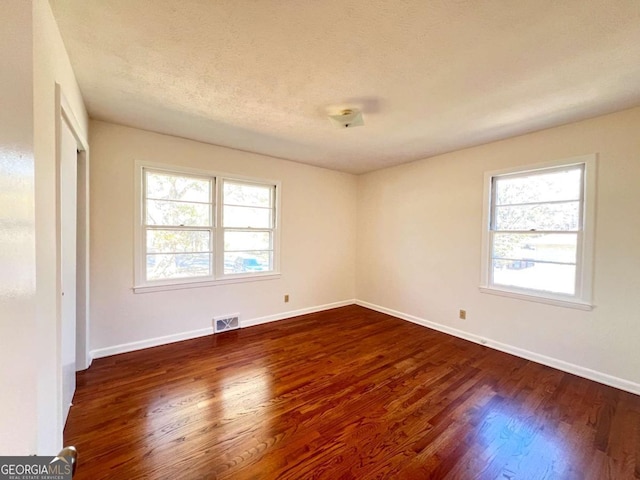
329,109 -> 364,129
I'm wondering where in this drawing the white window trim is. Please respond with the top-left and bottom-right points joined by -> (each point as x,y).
133,161 -> 281,293
479,154 -> 597,310
217,177 -> 278,279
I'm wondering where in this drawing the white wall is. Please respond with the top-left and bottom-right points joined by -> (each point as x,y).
33,0 -> 89,454
89,121 -> 357,353
0,0 -> 37,456
0,0 -> 87,455
357,106 -> 640,391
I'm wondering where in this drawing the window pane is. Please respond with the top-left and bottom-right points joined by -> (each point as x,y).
224,181 -> 271,207
147,230 -> 210,254
492,259 -> 575,295
493,233 -> 577,264
223,205 -> 272,228
224,251 -> 272,274
224,231 -> 271,252
146,253 -> 211,280
146,200 -> 210,226
494,201 -> 579,231
146,171 -> 210,202
495,167 -> 582,206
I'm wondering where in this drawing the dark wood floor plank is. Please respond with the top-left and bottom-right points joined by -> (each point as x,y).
64,305 -> 640,479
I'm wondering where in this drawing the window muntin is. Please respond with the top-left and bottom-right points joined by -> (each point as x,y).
222,180 -> 276,275
487,163 -> 587,298
137,166 -> 279,289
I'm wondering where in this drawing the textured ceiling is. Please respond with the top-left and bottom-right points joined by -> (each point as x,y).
50,0 -> 640,174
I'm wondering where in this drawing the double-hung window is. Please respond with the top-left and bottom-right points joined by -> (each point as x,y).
480,155 -> 596,309
143,170 -> 214,282
135,163 -> 279,291
221,179 -> 276,275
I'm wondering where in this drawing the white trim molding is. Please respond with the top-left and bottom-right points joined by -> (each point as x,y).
478,286 -> 593,310
89,298 -> 640,396
479,154 -> 597,307
133,160 -> 282,292
241,300 -> 354,328
133,273 -> 282,294
355,299 -> 640,396
91,327 -> 214,359
90,299 -> 355,359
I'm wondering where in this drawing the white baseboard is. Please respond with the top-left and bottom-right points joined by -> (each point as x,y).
241,299 -> 355,328
90,299 -> 356,359
89,298 -> 640,396
91,326 -> 214,359
355,299 -> 640,396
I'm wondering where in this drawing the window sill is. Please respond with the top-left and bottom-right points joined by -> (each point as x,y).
134,273 -> 281,294
479,286 -> 594,311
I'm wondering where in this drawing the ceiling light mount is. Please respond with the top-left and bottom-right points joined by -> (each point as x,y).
329,109 -> 364,129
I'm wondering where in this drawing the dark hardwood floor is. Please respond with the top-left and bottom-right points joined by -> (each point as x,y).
65,305 -> 640,479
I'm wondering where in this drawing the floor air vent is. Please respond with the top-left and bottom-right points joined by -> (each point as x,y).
214,314 -> 240,333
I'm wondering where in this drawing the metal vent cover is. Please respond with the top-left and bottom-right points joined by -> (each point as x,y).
214,314 -> 240,333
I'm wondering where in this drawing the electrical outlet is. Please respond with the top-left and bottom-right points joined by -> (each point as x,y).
459,309 -> 466,320
284,294 -> 289,303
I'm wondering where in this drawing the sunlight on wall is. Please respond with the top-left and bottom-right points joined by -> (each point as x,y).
0,149 -> 35,298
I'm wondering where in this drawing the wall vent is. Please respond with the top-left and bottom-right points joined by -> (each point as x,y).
214,314 -> 240,333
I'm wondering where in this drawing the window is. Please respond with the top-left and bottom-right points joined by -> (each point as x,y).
143,170 -> 213,281
135,163 -> 280,292
222,180 -> 276,275
480,155 -> 596,309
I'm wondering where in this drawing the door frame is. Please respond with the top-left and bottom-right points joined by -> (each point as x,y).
56,84 -> 90,373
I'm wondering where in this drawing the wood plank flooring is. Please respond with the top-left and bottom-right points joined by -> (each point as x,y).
64,305 -> 640,479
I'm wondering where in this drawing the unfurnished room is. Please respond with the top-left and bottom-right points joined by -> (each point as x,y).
1,1 -> 640,479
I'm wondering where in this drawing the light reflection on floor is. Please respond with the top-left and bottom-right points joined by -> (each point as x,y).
220,367 -> 273,420
142,364 -> 274,469
475,404 -> 576,478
